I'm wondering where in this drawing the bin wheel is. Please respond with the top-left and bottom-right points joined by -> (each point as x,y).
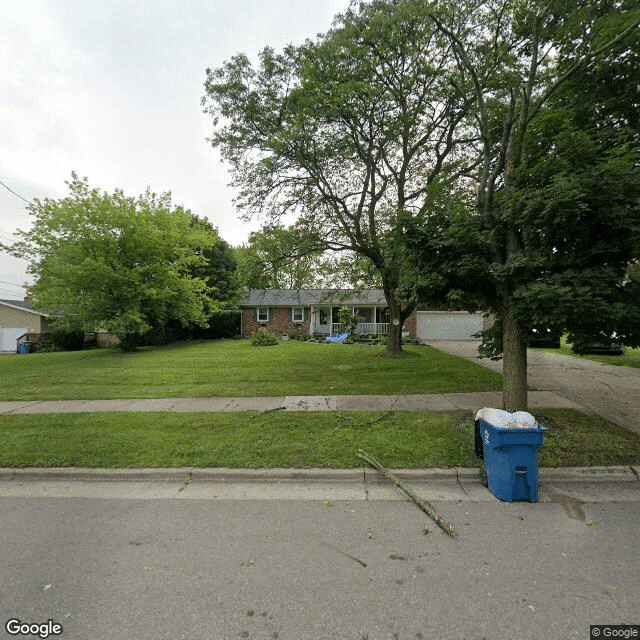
480,468 -> 488,487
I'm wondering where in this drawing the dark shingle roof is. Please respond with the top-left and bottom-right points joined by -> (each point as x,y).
0,299 -> 61,317
0,299 -> 37,313
240,289 -> 386,307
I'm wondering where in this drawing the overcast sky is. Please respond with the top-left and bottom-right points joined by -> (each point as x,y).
0,0 -> 349,298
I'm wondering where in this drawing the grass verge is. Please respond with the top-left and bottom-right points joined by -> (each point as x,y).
531,338 -> 640,369
1,409 -> 638,469
0,340 -> 502,400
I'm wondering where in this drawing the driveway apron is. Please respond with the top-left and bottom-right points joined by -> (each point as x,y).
429,340 -> 640,435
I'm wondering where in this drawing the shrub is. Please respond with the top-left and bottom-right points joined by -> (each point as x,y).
295,333 -> 315,342
32,340 -> 57,353
207,310 -> 241,339
51,327 -> 86,351
251,330 -> 278,346
338,306 -> 358,335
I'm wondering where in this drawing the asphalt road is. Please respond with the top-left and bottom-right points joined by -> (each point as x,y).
1,477 -> 639,640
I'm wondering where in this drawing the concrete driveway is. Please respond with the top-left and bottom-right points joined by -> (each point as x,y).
430,341 -> 640,435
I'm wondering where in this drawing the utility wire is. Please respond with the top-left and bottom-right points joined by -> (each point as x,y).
0,180 -> 33,206
0,232 -> 18,244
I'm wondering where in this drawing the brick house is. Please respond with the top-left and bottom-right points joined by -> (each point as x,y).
239,289 -> 417,339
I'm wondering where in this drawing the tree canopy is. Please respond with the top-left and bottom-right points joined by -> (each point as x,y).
202,0 -> 475,351
402,0 -> 640,408
12,174 -> 229,350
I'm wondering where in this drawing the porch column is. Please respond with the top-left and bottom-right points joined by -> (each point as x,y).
309,306 -> 315,334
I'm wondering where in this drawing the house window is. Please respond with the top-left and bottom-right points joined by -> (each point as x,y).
292,307 -> 304,322
256,307 -> 269,322
354,307 -> 374,324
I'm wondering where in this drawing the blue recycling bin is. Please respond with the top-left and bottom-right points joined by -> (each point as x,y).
477,418 -> 545,502
17,343 -> 30,355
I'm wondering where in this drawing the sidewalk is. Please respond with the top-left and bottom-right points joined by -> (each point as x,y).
0,390 -> 582,415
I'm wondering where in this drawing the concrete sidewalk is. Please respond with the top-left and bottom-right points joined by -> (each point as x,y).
0,390 -> 581,415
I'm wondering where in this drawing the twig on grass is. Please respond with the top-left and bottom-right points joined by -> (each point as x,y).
250,406 -> 287,420
357,449 -> 456,537
370,390 -> 406,424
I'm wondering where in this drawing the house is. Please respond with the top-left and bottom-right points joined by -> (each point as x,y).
239,289 -> 491,341
0,298 -> 57,351
239,288 -> 410,339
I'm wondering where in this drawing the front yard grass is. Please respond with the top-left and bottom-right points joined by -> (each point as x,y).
0,340 -> 502,400
531,337 -> 640,369
1,409 -> 638,469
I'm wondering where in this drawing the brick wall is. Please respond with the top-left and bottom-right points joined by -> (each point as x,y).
241,307 -> 311,339
403,309 -> 417,336
241,306 -> 419,338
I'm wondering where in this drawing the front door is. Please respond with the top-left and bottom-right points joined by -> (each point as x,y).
316,308 -> 331,333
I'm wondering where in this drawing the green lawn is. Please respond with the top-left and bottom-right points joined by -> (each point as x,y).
532,338 -> 640,369
0,340 -> 502,400
0,409 -> 637,469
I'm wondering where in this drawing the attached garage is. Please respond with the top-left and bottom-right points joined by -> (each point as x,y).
417,311 -> 484,341
0,326 -> 27,351
0,298 -> 57,351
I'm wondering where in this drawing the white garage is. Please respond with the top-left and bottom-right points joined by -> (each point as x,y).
0,326 -> 27,352
417,311 -> 484,341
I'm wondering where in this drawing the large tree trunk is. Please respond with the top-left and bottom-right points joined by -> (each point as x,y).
502,297 -> 528,410
387,316 -> 403,353
384,285 -> 404,354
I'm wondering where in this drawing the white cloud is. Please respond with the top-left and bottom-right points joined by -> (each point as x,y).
0,0 -> 349,285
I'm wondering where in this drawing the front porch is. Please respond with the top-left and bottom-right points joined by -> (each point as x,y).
315,322 -> 390,336
309,304 -> 391,336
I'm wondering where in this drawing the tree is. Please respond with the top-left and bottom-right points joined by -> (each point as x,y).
11,174 -> 224,350
234,223 -> 321,289
234,221 -> 380,290
404,0 -> 640,408
188,215 -> 240,306
202,0 -> 475,352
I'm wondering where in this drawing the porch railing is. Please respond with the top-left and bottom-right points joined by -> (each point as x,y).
316,323 -> 389,335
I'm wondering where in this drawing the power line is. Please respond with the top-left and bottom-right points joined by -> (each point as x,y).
0,180 -> 33,206
0,232 -> 18,244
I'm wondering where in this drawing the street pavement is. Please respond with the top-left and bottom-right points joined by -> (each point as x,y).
1,469 -> 639,640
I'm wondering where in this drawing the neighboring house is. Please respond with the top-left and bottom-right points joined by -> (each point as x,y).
240,288 -> 491,341
0,298 -> 57,351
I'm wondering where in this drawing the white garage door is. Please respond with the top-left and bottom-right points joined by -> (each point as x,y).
0,327 -> 27,351
417,312 -> 483,341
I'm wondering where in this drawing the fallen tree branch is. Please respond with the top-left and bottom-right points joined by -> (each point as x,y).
250,406 -> 287,420
357,449 -> 456,537
369,390 -> 405,424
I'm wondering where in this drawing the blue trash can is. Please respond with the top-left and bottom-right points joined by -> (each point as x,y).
477,417 -> 545,502
17,343 -> 30,355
